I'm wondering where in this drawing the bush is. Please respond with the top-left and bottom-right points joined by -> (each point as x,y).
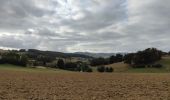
108,67 -> 113,72
105,67 -> 109,72
105,67 -> 114,72
65,62 -> 77,71
97,66 -> 105,72
76,66 -> 81,71
152,64 -> 163,68
90,58 -> 108,66
147,65 -> 152,68
57,59 -> 65,69
86,68 -> 93,72
132,65 -> 145,68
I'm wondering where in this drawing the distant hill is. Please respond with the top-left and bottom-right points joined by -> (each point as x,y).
74,52 -> 126,58
26,49 -> 93,58
0,49 -> 93,59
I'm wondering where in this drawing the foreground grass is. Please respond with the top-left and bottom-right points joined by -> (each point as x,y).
0,64 -> 71,73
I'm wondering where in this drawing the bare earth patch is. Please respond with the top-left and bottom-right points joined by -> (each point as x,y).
0,70 -> 170,100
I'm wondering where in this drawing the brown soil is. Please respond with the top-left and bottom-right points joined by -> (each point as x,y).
0,70 -> 170,100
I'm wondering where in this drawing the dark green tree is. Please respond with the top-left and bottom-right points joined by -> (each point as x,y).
57,59 -> 65,69
97,66 -> 105,72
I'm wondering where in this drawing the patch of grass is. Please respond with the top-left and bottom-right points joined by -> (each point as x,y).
158,58 -> 170,71
0,64 -> 71,73
91,67 -> 97,72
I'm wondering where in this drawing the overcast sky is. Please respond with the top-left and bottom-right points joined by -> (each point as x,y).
0,0 -> 169,53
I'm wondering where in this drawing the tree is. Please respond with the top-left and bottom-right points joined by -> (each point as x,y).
65,62 -> 77,71
0,52 -> 28,66
57,59 -> 65,69
37,55 -> 55,66
105,67 -> 109,72
124,48 -> 162,68
108,67 -> 113,72
19,54 -> 28,66
109,55 -> 116,64
90,57 -> 107,66
109,54 -> 123,64
133,48 -> 162,65
105,67 -> 114,72
97,66 -> 105,72
86,68 -> 93,72
19,49 -> 26,52
124,53 -> 134,64
152,64 -> 163,68
115,54 -> 123,62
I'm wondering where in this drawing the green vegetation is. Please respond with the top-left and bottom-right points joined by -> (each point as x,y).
158,57 -> 170,71
126,57 -> 170,73
0,64 -> 70,73
1,48 -> 170,73
97,66 -> 113,73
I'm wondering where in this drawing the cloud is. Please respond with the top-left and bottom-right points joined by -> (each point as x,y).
0,0 -> 170,52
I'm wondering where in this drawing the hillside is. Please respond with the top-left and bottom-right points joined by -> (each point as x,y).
102,56 -> 170,73
159,56 -> 170,70
75,52 -> 127,58
26,49 -> 93,58
105,62 -> 129,72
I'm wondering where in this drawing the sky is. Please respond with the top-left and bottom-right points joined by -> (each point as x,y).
0,0 -> 170,53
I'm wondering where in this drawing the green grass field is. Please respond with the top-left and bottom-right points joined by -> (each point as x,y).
0,64 -> 70,73
1,56 -> 170,73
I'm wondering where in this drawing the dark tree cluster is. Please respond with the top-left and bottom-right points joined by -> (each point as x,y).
77,63 -> 93,72
124,48 -> 162,68
37,55 -> 55,66
90,53 -> 124,66
57,59 -> 65,69
90,57 -> 109,66
57,59 -> 93,72
64,62 -> 77,71
97,66 -> 113,73
109,54 -> 124,64
0,52 -> 28,66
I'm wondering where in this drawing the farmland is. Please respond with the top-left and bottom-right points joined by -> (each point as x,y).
0,68 -> 170,100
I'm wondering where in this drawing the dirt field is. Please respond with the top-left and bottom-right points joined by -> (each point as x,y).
0,70 -> 170,100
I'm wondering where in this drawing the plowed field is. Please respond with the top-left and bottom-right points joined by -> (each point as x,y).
0,70 -> 170,100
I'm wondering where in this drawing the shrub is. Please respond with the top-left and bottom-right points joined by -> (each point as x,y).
86,68 -> 93,72
65,62 -> 77,71
147,65 -> 152,68
105,67 -> 109,72
57,59 -> 65,69
97,66 -> 105,72
132,65 -> 145,68
90,58 -> 107,66
76,66 -> 81,71
152,64 -> 163,68
105,67 -> 114,72
108,67 -> 113,72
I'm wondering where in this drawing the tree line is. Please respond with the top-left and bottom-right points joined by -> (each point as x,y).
0,48 -> 166,71
90,48 -> 163,68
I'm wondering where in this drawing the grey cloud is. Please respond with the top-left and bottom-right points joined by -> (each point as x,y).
61,0 -> 127,31
0,0 -> 170,52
